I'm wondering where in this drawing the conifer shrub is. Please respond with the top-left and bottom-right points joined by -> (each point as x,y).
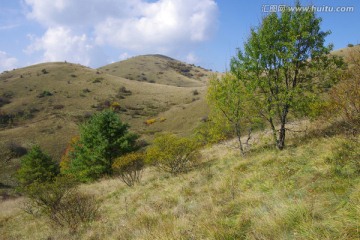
16,145 -> 59,188
61,110 -> 138,182
146,134 -> 200,174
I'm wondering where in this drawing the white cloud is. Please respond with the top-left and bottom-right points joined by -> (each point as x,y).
24,0 -> 218,66
0,51 -> 18,72
26,27 -> 104,66
95,0 -> 218,52
24,0 -> 140,27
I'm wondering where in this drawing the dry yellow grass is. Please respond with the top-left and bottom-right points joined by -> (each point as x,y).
1,119 -> 359,239
0,56 -> 213,188
0,56 -> 211,160
99,54 -> 210,87
1,49 -> 359,239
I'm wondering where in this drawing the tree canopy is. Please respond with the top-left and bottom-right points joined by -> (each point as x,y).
230,3 -> 343,149
207,73 -> 256,154
16,145 -> 59,187
62,110 -> 138,181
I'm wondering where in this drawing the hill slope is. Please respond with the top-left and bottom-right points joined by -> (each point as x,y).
0,121 -> 359,239
98,55 -> 211,87
0,57 -> 210,157
0,57 -> 211,189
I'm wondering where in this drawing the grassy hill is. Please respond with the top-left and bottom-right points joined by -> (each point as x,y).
98,54 -> 211,87
0,57 -> 211,189
0,48 -> 359,239
0,119 -> 359,239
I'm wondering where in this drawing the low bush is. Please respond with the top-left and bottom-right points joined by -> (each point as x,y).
82,88 -> 91,93
0,111 -> 14,126
22,176 -> 98,232
329,48 -> 360,131
110,101 -> 121,112
6,142 -> 27,158
61,110 -> 138,182
118,86 -> 132,95
193,117 -> 233,146
146,134 -> 200,174
145,118 -> 156,125
53,104 -> 64,110
2,91 -> 14,98
0,142 -> 26,170
92,77 -> 103,83
112,152 -> 145,187
37,90 -> 53,98
0,97 -> 11,107
16,145 -> 59,188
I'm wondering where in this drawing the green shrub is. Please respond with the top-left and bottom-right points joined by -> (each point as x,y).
22,176 -> 98,232
0,97 -> 11,107
16,146 -> 59,188
328,48 -> 360,131
0,142 -> 27,166
92,77 -> 103,83
63,110 -> 138,182
37,90 -> 53,98
112,152 -> 145,187
0,111 -> 14,126
146,134 -> 200,174
193,117 -> 233,146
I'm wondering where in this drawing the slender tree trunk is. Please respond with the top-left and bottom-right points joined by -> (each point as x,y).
277,105 -> 289,150
277,123 -> 286,150
268,117 -> 279,148
235,123 -> 244,155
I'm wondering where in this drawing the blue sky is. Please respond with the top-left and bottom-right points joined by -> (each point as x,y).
0,0 -> 359,72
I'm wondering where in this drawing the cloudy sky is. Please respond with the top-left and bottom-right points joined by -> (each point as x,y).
0,0 -> 359,72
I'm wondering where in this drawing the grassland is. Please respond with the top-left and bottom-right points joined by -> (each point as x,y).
1,49 -> 359,239
0,118 -> 359,239
99,54 -> 210,87
0,56 -> 211,190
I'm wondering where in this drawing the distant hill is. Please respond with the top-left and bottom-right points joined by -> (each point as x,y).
0,56 -> 212,188
1,47 -> 354,187
98,54 -> 211,87
331,44 -> 360,57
